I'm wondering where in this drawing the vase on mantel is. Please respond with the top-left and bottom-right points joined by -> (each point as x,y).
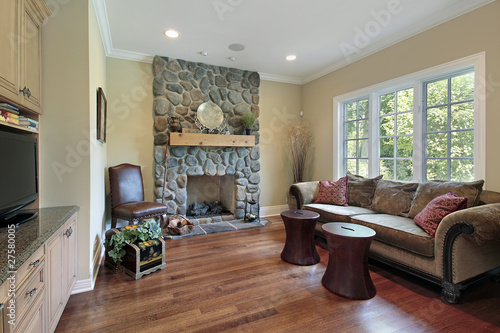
245,128 -> 253,135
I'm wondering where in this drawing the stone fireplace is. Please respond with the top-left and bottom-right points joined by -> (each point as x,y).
151,56 -> 261,220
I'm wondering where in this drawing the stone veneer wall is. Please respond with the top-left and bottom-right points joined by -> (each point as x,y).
151,56 -> 261,219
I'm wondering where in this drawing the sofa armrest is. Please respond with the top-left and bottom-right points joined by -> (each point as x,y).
434,203 -> 500,296
288,181 -> 319,209
435,203 -> 500,246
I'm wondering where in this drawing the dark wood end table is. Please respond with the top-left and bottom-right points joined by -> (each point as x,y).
321,222 -> 376,300
280,209 -> 320,266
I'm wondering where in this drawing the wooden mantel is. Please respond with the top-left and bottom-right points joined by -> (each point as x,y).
169,133 -> 255,147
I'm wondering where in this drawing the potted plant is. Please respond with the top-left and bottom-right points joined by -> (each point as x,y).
241,111 -> 258,135
105,219 -> 162,265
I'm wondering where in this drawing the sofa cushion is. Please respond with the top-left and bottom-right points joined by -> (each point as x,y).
408,180 -> 484,218
351,214 -> 434,257
347,173 -> 383,207
371,180 -> 419,217
313,177 -> 348,206
304,203 -> 376,223
414,191 -> 468,237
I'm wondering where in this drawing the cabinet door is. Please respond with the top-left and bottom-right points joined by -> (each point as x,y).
21,0 -> 43,113
62,217 -> 77,302
47,232 -> 63,332
0,0 -> 21,102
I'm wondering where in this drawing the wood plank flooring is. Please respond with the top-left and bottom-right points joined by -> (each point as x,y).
56,216 -> 500,332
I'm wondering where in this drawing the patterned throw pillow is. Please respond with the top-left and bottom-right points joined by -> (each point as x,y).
313,177 -> 349,206
414,191 -> 468,237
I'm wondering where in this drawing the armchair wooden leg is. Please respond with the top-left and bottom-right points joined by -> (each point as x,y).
160,214 -> 167,229
111,216 -> 118,229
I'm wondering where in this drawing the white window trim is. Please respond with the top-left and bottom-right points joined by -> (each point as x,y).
334,52 -> 486,183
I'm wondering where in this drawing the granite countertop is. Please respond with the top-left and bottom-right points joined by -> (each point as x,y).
0,206 -> 79,285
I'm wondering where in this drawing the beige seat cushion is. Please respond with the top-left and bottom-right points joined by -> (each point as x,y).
351,214 -> 434,257
304,203 -> 376,223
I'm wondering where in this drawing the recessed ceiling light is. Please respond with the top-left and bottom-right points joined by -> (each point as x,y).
199,51 -> 208,56
228,56 -> 236,61
228,43 -> 245,51
164,30 -> 179,38
286,55 -> 297,61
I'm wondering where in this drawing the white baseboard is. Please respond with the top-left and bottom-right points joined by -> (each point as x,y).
260,204 -> 288,217
71,238 -> 104,295
71,278 -> 93,294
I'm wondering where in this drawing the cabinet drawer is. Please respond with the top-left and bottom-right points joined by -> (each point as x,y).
13,261 -> 44,325
13,289 -> 44,333
15,246 -> 44,288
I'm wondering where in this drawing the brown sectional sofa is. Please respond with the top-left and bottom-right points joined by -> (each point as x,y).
288,179 -> 500,303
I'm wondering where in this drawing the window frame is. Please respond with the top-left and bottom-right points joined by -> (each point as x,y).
334,53 -> 486,183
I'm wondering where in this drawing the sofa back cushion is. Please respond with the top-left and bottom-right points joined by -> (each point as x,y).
347,173 -> 382,207
408,180 -> 484,218
414,191 -> 468,237
313,177 -> 349,206
371,180 -> 419,216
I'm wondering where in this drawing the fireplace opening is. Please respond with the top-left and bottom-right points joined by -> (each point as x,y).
186,175 -> 235,217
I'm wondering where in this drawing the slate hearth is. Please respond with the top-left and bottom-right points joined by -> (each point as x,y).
162,219 -> 269,239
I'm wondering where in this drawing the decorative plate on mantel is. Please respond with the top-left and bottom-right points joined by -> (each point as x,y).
196,101 -> 228,134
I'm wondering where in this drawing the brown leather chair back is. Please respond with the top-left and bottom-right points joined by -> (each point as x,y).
109,164 -> 145,210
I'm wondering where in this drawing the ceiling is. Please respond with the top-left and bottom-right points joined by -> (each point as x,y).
95,0 -> 493,84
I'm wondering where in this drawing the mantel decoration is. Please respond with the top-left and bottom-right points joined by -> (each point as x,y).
241,111 -> 257,135
195,101 -> 227,134
97,87 -> 107,143
104,219 -> 162,264
285,120 -> 313,183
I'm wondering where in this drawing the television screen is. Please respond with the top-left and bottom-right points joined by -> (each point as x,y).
0,130 -> 38,224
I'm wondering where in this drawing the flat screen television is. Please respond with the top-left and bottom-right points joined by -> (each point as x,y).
0,130 -> 38,227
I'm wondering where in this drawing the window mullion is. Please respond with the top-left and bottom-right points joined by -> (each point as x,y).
369,93 -> 378,177
413,81 -> 424,182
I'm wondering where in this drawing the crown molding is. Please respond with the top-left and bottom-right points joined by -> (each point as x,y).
92,0 -> 113,55
259,73 -> 302,85
107,48 -> 154,64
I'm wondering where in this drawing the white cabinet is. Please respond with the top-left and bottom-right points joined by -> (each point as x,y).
1,245 -> 46,333
47,213 -> 77,333
0,0 -> 50,114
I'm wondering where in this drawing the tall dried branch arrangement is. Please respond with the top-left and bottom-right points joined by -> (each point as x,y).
285,120 -> 313,183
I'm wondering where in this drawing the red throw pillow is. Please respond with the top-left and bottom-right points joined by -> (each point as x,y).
414,191 -> 468,237
313,177 -> 349,206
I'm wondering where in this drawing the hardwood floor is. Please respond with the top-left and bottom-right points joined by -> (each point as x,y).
56,216 -> 500,332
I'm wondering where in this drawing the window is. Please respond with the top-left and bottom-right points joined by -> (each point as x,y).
337,54 -> 485,182
344,97 -> 369,177
424,71 -> 475,182
379,88 -> 414,181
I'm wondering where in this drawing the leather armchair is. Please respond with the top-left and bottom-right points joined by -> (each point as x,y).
109,163 -> 167,228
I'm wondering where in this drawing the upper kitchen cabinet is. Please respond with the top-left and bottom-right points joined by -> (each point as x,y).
0,0 -> 50,114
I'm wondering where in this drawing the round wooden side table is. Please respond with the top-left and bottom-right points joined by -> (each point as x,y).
280,209 -> 320,265
321,222 -> 376,300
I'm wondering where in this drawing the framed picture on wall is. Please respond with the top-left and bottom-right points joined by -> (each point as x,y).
97,87 -> 107,143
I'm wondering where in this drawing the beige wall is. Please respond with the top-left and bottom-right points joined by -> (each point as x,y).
105,58 -> 154,204
302,1 -> 500,191
41,0 -> 107,282
41,0 -> 91,281
259,80 -> 302,207
88,0 -> 107,277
